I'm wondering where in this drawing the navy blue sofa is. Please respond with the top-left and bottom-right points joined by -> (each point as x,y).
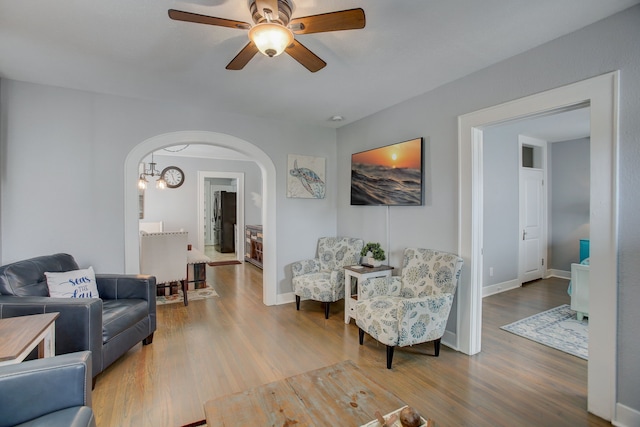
0,253 -> 156,382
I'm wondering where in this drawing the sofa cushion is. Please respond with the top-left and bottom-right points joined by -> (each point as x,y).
45,267 -> 99,299
0,254 -> 79,297
102,299 -> 149,343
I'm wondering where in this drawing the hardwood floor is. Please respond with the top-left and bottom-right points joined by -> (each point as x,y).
204,245 -> 237,262
92,267 -> 609,426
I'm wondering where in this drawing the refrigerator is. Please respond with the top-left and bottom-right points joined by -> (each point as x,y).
213,191 -> 237,253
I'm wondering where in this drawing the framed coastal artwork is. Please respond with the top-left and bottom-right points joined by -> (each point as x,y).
287,154 -> 326,199
350,137 -> 424,206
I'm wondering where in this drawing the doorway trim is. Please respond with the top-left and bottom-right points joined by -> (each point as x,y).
124,130 -> 277,306
198,171 -> 245,263
458,72 -> 618,420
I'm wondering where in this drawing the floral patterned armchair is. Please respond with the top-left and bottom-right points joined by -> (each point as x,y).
292,237 -> 364,319
356,248 -> 463,368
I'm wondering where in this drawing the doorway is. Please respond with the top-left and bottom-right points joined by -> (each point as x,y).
459,72 -> 619,419
124,130 -> 278,306
199,171 -> 244,263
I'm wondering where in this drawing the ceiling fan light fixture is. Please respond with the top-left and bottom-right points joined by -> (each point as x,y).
249,22 -> 293,57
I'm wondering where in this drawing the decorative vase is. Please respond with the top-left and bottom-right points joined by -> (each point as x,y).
364,256 -> 382,267
362,252 -> 372,266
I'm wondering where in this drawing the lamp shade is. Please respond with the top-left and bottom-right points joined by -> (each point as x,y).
249,22 -> 293,57
138,175 -> 148,190
156,177 -> 167,190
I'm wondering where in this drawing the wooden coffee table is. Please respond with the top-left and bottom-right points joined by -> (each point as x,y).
0,312 -> 60,366
204,360 -> 417,426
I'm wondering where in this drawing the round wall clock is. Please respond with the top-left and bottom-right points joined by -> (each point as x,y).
161,166 -> 185,188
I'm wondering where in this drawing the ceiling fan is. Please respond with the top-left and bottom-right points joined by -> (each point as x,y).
168,0 -> 365,72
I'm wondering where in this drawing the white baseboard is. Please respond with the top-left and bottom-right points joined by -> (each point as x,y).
546,269 -> 571,279
613,402 -> 640,427
277,291 -> 296,305
482,279 -> 520,298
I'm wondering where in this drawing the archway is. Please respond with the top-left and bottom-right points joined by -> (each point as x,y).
124,131 -> 277,306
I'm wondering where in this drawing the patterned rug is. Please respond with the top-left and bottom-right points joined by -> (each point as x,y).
501,304 -> 588,359
156,286 -> 219,305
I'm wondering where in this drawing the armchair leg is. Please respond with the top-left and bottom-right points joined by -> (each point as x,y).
143,333 -> 154,345
434,338 -> 441,357
295,295 -> 301,311
324,302 -> 330,319
386,346 -> 395,369
358,328 -> 364,345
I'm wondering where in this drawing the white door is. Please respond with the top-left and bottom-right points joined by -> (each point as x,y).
519,168 -> 545,283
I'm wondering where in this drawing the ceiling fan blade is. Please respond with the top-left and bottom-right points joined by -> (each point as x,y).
285,39 -> 326,73
168,9 -> 251,30
226,42 -> 260,70
289,8 -> 365,35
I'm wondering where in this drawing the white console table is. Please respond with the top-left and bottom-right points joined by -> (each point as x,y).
344,265 -> 393,324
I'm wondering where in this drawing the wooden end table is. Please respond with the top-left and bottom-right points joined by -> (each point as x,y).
0,312 -> 60,366
344,265 -> 393,324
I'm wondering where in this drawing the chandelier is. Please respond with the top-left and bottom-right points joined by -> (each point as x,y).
138,153 -> 166,190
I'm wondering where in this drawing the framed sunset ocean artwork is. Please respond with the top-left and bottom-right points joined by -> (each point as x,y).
350,137 -> 424,206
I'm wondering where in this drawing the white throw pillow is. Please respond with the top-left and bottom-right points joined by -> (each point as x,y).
45,267 -> 100,299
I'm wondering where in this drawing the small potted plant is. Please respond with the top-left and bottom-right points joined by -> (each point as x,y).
360,242 -> 386,267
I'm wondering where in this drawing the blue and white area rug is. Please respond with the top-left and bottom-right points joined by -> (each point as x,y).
501,304 -> 588,360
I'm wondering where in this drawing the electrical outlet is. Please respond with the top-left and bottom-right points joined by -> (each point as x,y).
489,267 -> 494,277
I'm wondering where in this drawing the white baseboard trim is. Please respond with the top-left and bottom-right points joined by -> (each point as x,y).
482,279 -> 520,298
546,269 -> 571,279
277,291 -> 296,305
613,402 -> 640,427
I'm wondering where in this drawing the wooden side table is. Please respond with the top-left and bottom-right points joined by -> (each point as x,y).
344,265 -> 393,324
245,225 -> 263,269
0,312 -> 60,366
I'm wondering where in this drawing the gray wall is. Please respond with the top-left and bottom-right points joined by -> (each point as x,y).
549,138 -> 590,270
0,80 -> 338,295
140,155 -> 262,249
336,6 -> 640,414
482,126 -> 520,287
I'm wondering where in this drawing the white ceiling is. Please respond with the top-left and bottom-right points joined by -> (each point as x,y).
0,0 -> 637,129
